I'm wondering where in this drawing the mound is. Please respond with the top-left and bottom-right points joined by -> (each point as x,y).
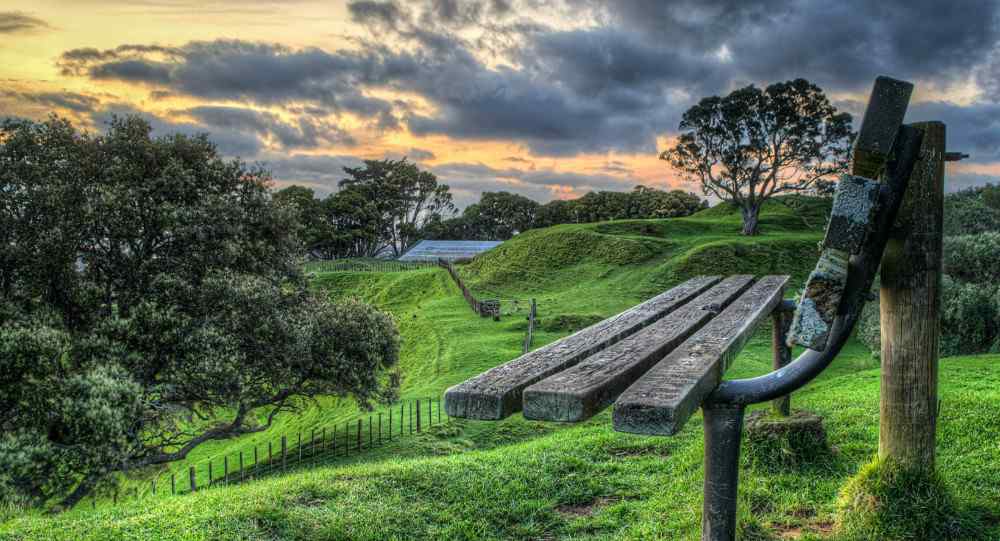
464,225 -> 661,290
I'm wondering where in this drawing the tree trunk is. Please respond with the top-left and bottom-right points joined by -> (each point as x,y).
740,204 -> 761,236
55,473 -> 100,511
878,121 -> 944,470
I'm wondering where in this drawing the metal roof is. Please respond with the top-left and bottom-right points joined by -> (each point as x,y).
399,240 -> 502,262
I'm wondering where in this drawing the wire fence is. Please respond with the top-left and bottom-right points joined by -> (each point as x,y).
304,258 -> 438,273
87,397 -> 446,510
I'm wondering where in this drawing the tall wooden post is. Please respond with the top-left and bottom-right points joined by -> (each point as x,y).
878,121 -> 944,469
771,309 -> 793,416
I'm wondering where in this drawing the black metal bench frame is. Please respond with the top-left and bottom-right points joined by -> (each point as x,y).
443,77 -> 924,541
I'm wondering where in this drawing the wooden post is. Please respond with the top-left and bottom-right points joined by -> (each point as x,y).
378,413 -> 383,444
771,309 -> 793,416
409,401 -> 413,434
151,479 -> 156,496
281,435 -> 287,470
171,473 -> 176,495
223,456 -> 228,484
416,399 -> 422,433
878,121 -> 945,469
298,432 -> 302,461
437,397 -> 442,423
268,441 -> 272,464
322,427 -> 327,451
208,461 -> 213,486
239,451 -> 244,481
400,403 -> 404,435
357,419 -> 362,451
189,466 -> 196,493
428,398 -> 433,426
389,408 -> 393,441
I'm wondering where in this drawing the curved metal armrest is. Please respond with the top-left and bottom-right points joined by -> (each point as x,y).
708,125 -> 924,407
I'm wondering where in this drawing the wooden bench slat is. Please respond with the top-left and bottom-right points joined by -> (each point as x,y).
612,275 -> 789,436
443,275 -> 722,420
521,275 -> 755,422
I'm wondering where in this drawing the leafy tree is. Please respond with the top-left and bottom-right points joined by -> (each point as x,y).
338,158 -> 455,256
534,199 -> 578,228
0,116 -> 399,510
273,186 -> 333,257
631,185 -> 706,218
661,78 -> 853,235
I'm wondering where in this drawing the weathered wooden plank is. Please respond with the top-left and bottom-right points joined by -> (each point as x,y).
613,275 -> 789,436
851,76 -> 913,180
522,276 -> 754,422
444,275 -> 722,420
790,76 -> 913,351
823,174 -> 881,254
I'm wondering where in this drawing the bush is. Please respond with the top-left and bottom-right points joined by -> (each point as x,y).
943,232 -> 1000,284
943,190 -> 1000,236
856,277 -> 999,357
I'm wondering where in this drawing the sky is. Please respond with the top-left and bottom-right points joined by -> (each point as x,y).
2,0 -> 1000,208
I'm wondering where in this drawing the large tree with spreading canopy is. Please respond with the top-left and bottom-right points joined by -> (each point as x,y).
0,116 -> 400,510
661,79 -> 853,235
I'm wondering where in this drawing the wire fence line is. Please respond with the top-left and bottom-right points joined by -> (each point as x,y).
87,397 -> 446,511
304,258 -> 438,273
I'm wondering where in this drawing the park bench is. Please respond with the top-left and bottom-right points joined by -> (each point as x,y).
444,76 -> 932,541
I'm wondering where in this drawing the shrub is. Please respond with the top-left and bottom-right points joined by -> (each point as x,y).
943,191 -> 1000,236
943,232 -> 1000,284
856,277 -> 999,357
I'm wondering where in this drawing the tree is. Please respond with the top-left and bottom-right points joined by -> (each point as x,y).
273,186 -> 333,257
338,158 -> 455,256
0,116 -> 400,510
661,79 -> 853,235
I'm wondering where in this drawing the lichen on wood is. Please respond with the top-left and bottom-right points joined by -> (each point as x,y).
788,248 -> 849,350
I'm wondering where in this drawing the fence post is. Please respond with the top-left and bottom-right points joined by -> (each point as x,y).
189,466 -> 196,493
437,397 -> 442,424
428,397 -> 433,427
151,479 -> 156,496
208,461 -> 213,487
416,399 -> 422,433
298,432 -> 302,461
333,425 -> 338,455
378,413 -> 383,444
254,446 -> 259,468
322,427 -> 327,452
400,403 -> 404,435
357,419 -> 362,451
223,456 -> 228,485
389,409 -> 393,441
369,416 -> 373,447
409,401 -> 413,434
239,451 -> 244,482
281,435 -> 287,470
171,473 -> 176,495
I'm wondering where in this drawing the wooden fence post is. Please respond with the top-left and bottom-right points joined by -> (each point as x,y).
409,401 -> 413,434
400,403 -> 405,435
879,121 -> 945,469
297,432 -> 302,461
208,461 -> 213,486
239,451 -> 244,481
378,413 -> 383,444
281,435 -> 287,470
223,456 -> 228,485
389,408 -> 393,441
151,479 -> 156,496
171,473 -> 176,495
357,419 -> 362,451
416,398 -> 422,432
189,466 -> 196,493
771,309 -> 793,416
428,397 -> 433,427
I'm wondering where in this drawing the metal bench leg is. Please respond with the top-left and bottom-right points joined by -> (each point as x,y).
702,401 -> 745,541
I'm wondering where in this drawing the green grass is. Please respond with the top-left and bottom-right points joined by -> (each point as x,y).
5,196 -> 998,540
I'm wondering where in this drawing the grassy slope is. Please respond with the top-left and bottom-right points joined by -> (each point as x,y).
5,197 -> 999,540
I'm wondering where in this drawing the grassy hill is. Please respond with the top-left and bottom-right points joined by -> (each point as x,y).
4,197 -> 998,540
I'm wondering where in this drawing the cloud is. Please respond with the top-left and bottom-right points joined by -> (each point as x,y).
0,12 -> 49,34
263,153 -> 365,195
0,90 -> 100,113
407,147 -> 436,160
181,105 -> 356,149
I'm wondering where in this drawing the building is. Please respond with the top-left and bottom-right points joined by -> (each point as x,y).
398,240 -> 502,262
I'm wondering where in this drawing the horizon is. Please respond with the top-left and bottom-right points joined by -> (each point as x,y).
2,0 -> 998,208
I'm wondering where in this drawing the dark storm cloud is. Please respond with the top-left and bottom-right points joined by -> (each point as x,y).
53,0 -> 1000,165
408,147 -> 436,160
0,12 -> 49,34
905,101 -> 1000,162
264,153 -> 365,195
91,104 -> 264,157
0,90 -> 100,113
182,105 -> 356,149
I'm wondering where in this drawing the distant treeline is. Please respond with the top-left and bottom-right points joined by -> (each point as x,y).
274,158 -> 707,260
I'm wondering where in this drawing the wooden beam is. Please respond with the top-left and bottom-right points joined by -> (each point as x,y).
522,275 -> 754,422
851,76 -> 914,180
612,276 -> 789,436
444,275 -> 721,420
